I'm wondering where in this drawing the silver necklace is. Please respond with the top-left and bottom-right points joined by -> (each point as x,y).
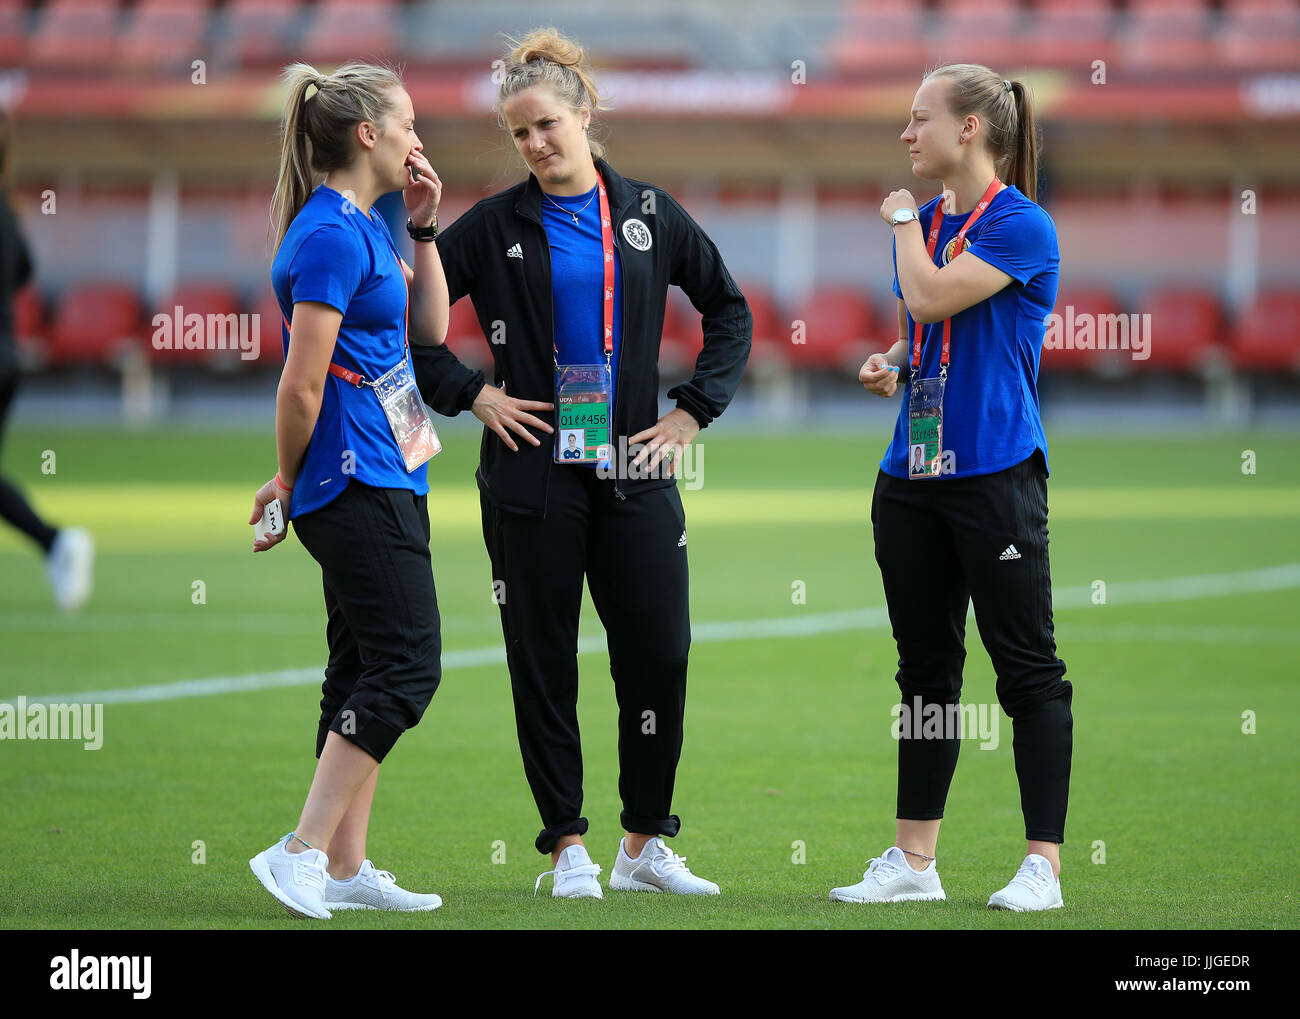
543,188 -> 597,226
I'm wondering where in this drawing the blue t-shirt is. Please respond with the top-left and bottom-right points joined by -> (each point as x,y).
543,185 -> 623,462
883,185 -> 1059,480
270,184 -> 428,517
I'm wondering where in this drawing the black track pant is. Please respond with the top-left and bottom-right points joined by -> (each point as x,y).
872,450 -> 1072,843
291,481 -> 442,765
481,466 -> 691,855
0,369 -> 57,554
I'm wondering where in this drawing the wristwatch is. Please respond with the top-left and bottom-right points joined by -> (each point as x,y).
406,216 -> 438,242
890,208 -> 918,227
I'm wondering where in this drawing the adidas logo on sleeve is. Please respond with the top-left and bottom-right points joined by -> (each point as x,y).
506,243 -> 523,260
999,544 -> 1022,561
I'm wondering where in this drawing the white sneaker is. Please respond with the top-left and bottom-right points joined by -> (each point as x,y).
534,844 -> 603,899
45,528 -> 94,612
829,846 -> 946,903
609,837 -> 720,895
987,854 -> 1063,911
249,834 -> 332,919
325,860 -> 442,912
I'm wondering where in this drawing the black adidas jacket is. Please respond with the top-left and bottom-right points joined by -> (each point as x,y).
411,157 -> 752,517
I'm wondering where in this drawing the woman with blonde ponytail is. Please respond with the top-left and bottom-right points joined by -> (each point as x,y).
412,27 -> 752,900
247,61 -> 452,919
836,64 -> 1071,911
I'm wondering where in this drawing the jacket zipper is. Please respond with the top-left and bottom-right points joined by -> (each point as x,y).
533,210 -> 557,514
610,195 -> 634,501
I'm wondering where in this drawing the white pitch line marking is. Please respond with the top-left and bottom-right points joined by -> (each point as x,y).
4,563 -> 1297,707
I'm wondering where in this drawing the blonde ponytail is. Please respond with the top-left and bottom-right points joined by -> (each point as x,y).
269,61 -> 404,253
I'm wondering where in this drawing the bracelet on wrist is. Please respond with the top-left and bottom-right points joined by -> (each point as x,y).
406,216 -> 438,242
275,472 -> 293,493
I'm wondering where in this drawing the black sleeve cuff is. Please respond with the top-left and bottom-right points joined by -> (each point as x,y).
667,388 -> 714,430
412,343 -> 487,417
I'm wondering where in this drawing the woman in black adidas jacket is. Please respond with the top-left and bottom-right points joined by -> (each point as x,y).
412,29 -> 751,898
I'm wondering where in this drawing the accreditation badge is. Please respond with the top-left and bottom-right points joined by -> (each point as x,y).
554,363 -> 613,466
907,375 -> 945,479
372,359 -> 442,472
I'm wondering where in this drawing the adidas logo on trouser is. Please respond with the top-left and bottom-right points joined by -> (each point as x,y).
999,544 -> 1022,560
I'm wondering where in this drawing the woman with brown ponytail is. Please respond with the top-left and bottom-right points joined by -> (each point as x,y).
833,65 -> 1070,911
247,62 -> 450,919
412,28 -> 752,899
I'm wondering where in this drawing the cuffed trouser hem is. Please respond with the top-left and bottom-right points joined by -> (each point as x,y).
535,818 -> 589,855
1025,829 -> 1064,844
621,811 -> 681,839
316,704 -> 402,764
896,811 -> 946,821
295,483 -> 441,769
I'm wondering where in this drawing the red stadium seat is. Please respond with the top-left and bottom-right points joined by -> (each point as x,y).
830,0 -> 928,76
29,0 -> 120,72
1218,0 -> 1300,71
874,298 -> 907,361
0,0 -> 26,66
218,0 -> 304,70
658,292 -> 704,378
930,0 -> 1026,73
788,287 -> 875,374
738,282 -> 786,364
117,0 -> 210,74
253,288 -> 287,368
300,0 -> 398,65
1040,287 -> 1127,375
1230,291 -> 1300,373
1141,288 -> 1225,373
1120,0 -> 1215,72
1021,0 -> 1115,70
47,282 -> 144,366
154,283 -> 245,368
442,297 -> 492,373
12,284 -> 48,369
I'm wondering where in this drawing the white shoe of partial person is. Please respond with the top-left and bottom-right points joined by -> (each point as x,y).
325,859 -> 442,912
987,853 -> 1064,912
534,844 -> 603,899
249,834 -> 332,920
609,836 -> 720,895
45,527 -> 94,612
828,845 -> 946,903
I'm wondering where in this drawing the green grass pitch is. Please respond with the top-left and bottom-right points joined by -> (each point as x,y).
0,425 -> 1296,929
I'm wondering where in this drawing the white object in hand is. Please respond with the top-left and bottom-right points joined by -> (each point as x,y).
256,498 -> 285,542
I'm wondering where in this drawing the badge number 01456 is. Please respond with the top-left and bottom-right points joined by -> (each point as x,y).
908,377 -> 944,478
555,364 -> 612,465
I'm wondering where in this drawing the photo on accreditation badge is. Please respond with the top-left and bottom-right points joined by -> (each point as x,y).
560,429 -> 585,460
909,443 -> 928,476
0,1 -> 1289,996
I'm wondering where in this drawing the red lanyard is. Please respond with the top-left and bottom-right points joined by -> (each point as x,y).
550,171 -> 615,364
911,176 -> 1003,375
597,172 -> 614,361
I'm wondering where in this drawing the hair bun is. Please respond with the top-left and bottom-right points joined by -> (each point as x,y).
510,27 -> 584,69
